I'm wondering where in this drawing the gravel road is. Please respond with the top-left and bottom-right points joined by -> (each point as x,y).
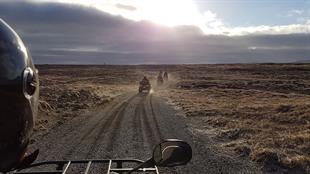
29,92 -> 261,174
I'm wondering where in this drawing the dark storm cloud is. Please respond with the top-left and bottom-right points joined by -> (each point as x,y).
0,1 -> 309,64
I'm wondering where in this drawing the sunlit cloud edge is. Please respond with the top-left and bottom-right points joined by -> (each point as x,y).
27,0 -> 310,36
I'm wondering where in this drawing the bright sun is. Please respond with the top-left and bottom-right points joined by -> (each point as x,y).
133,0 -> 200,26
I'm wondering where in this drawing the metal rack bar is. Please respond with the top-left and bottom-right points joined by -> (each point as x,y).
61,162 -> 71,174
14,171 -> 62,174
110,168 -> 157,172
84,161 -> 92,174
13,159 -> 158,174
106,160 -> 112,174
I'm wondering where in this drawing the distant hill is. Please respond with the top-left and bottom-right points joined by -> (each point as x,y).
294,60 -> 310,63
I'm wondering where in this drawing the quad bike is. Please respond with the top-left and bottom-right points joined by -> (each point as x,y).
157,76 -> 164,86
11,139 -> 192,174
163,72 -> 168,81
139,83 -> 151,93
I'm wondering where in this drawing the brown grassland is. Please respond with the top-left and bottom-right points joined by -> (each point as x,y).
164,64 -> 310,173
36,64 -> 310,173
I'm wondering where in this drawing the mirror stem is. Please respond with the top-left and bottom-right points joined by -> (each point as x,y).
127,158 -> 155,174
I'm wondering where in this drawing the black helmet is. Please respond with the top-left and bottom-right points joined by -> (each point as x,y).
0,19 -> 39,172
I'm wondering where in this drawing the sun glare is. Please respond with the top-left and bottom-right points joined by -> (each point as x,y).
54,0 -> 201,27
133,0 -> 200,27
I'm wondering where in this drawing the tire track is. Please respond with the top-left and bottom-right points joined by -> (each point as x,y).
86,94 -> 138,158
62,94 -> 137,159
147,95 -> 178,174
63,112 -> 115,158
141,100 -> 161,145
104,103 -> 131,154
35,94 -> 134,161
132,96 -> 146,151
148,94 -> 163,140
135,95 -> 154,151
78,95 -> 132,142
131,94 -> 163,152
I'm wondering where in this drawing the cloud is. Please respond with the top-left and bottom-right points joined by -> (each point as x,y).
285,9 -> 310,23
287,9 -> 304,17
115,3 -> 137,11
22,0 -> 310,36
226,23 -> 310,36
199,9 -> 310,36
0,1 -> 309,64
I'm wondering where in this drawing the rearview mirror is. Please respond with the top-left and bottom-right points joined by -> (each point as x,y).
153,139 -> 192,167
128,139 -> 192,174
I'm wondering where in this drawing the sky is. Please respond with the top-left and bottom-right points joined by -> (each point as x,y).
0,0 -> 309,64
197,0 -> 310,26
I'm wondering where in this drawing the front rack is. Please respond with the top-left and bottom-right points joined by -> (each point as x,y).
13,159 -> 159,174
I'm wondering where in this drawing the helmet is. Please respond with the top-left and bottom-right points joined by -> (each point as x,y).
0,19 -> 39,172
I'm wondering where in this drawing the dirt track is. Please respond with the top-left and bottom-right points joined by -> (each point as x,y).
30,92 -> 261,174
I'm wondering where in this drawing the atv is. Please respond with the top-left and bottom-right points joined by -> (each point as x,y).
157,75 -> 164,86
139,83 -> 151,93
139,76 -> 151,93
163,72 -> 168,81
12,139 -> 192,174
139,84 -> 151,93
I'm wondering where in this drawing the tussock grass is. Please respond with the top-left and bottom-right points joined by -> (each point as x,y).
166,64 -> 310,173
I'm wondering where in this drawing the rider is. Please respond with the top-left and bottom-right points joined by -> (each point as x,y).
140,76 -> 150,85
157,71 -> 164,84
163,71 -> 168,80
0,19 -> 39,172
